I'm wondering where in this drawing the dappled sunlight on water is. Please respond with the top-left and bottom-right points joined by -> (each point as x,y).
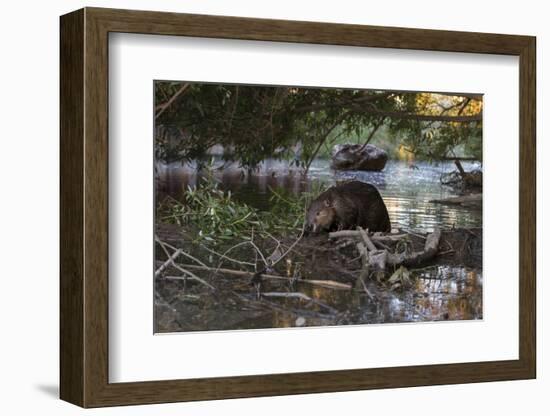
155,265 -> 482,331
300,266 -> 482,325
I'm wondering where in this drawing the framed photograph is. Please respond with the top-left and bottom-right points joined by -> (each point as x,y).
60,7 -> 536,408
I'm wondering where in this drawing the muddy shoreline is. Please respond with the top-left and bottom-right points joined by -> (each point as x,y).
154,223 -> 482,333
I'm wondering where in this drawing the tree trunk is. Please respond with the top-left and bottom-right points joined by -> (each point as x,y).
357,117 -> 385,152
454,158 -> 466,178
303,112 -> 350,175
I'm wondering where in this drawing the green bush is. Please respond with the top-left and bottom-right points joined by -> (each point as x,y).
157,175 -> 327,245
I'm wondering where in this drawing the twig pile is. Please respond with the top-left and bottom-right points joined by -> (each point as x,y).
329,227 -> 442,272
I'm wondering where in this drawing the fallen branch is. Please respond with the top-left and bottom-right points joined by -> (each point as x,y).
159,263 -> 215,290
356,242 -> 368,267
303,280 -> 352,290
200,243 -> 256,267
368,249 -> 388,271
372,239 -> 391,251
387,228 -> 442,267
154,248 -> 182,278
215,240 -> 267,273
269,219 -> 308,267
155,238 -> 215,290
250,240 -> 269,266
166,262 -> 352,290
356,275 -> 375,301
334,239 -> 357,251
357,227 -> 377,251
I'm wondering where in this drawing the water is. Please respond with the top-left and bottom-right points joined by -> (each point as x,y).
155,158 -> 483,332
157,158 -> 482,232
155,264 -> 483,332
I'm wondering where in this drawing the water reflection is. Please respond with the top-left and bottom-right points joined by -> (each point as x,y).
298,266 -> 482,326
155,158 -> 483,331
156,265 -> 482,332
157,158 -> 482,232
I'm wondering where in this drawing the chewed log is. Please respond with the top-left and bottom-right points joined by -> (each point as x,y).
338,228 -> 441,270
387,228 -> 441,267
368,250 -> 388,270
357,227 -> 377,251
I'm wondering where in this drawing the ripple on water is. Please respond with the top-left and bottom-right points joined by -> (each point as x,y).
155,158 -> 483,329
158,158 -> 482,232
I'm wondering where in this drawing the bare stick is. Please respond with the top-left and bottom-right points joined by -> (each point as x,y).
356,242 -> 368,265
357,116 -> 385,152
262,230 -> 283,251
215,240 -> 267,273
155,237 -> 215,290
368,250 -> 388,271
262,292 -> 312,300
329,230 -> 408,242
154,249 -> 182,278
355,241 -> 370,284
163,263 -> 215,290
305,280 -> 353,290
249,239 -> 268,266
155,83 -> 189,119
357,227 -> 377,251
170,263 -> 352,290
269,218 -> 308,268
334,239 -> 357,251
155,235 -> 209,268
199,244 -> 256,267
356,275 -> 375,301
386,228 -> 442,267
372,239 -> 391,251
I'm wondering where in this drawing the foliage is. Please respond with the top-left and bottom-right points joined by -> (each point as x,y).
388,93 -> 482,161
155,82 -> 483,169
158,178 -> 260,243
266,181 -> 329,229
157,173 -> 326,245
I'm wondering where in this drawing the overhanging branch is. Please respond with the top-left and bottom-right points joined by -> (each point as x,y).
355,106 -> 482,123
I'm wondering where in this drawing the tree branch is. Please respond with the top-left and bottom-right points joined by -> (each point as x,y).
358,117 -> 385,151
294,92 -> 392,113
304,112 -> 352,174
356,106 -> 482,122
155,83 -> 190,119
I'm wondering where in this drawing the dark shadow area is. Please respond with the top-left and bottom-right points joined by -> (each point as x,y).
35,384 -> 59,399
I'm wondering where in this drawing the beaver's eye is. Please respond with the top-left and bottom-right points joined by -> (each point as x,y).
316,211 -> 320,216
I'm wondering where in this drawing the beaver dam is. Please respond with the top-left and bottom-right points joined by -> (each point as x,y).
154,161 -> 482,332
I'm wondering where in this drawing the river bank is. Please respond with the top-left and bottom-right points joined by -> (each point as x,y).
154,158 -> 483,332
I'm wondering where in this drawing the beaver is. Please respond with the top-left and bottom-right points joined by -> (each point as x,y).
306,181 -> 391,233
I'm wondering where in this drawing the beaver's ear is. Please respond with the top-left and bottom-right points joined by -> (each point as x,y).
324,199 -> 332,207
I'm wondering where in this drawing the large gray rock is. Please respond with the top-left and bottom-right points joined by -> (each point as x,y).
331,143 -> 388,171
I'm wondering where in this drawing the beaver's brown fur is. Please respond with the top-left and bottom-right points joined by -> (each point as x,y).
306,181 -> 391,233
